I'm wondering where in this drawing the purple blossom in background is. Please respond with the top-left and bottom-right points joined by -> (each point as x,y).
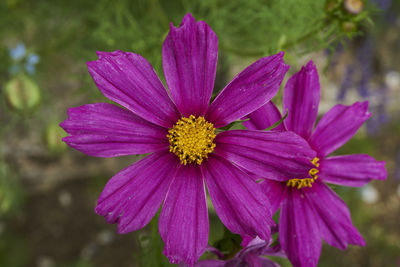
193,237 -> 284,267
60,13 -> 317,266
356,37 -> 373,98
337,64 -> 354,101
244,61 -> 387,267
373,0 -> 392,11
366,83 -> 390,134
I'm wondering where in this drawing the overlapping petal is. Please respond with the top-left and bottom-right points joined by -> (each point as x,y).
243,101 -> 286,131
206,52 -> 289,128
159,164 -> 208,266
283,61 -> 320,139
60,103 -> 169,157
319,154 -> 387,187
202,154 -> 273,241
87,50 -> 180,128
95,152 -> 178,233
214,130 -> 316,181
280,188 -> 321,267
309,101 -> 371,157
306,182 -> 365,249
163,13 -> 218,117
260,179 -> 286,214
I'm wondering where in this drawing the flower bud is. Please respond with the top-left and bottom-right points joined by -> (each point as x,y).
344,0 -> 364,14
341,21 -> 357,33
4,75 -> 41,112
325,0 -> 337,13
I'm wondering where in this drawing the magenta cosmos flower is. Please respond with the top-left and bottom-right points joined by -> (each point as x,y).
60,14 -> 316,266
243,61 -> 387,267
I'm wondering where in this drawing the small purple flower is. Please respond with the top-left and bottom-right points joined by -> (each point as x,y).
60,14 -> 316,266
243,61 -> 387,267
194,237 -> 284,267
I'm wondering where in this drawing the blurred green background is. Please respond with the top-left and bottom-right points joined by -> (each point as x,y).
0,0 -> 399,266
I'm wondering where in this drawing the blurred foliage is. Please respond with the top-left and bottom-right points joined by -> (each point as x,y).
135,215 -> 174,267
0,227 -> 29,267
0,162 -> 24,216
44,121 -> 67,154
0,0 -> 373,79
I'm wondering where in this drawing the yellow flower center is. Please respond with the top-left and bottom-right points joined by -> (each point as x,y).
286,157 -> 320,189
167,115 -> 216,165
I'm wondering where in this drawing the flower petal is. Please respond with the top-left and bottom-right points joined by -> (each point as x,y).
162,13 -> 218,117
320,154 -> 387,187
280,188 -> 321,267
60,103 -> 169,157
87,50 -> 180,128
260,179 -> 286,214
202,154 -> 273,241
206,52 -> 289,128
214,130 -> 316,181
95,151 -> 179,233
306,181 -> 365,249
245,254 -> 280,267
159,164 -> 209,266
309,101 -> 371,157
194,260 -> 225,267
283,61 -> 320,139
243,101 -> 286,131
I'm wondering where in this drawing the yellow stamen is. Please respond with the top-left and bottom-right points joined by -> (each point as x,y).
311,157 -> 320,167
167,115 -> 216,165
286,157 -> 320,189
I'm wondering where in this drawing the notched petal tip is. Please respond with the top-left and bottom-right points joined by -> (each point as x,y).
59,120 -> 67,131
349,101 -> 372,122
181,12 -> 196,25
304,60 -> 316,70
359,101 -> 372,117
169,12 -> 197,31
117,223 -> 132,234
60,136 -> 69,143
276,51 -> 285,57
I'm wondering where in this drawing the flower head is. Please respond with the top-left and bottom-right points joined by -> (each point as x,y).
60,13 -> 316,266
243,61 -> 387,267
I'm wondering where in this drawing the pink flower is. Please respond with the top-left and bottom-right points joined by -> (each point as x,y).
60,14 -> 315,266
243,61 -> 387,267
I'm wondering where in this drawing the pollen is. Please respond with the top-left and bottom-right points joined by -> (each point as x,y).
167,115 -> 216,165
286,157 -> 320,189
